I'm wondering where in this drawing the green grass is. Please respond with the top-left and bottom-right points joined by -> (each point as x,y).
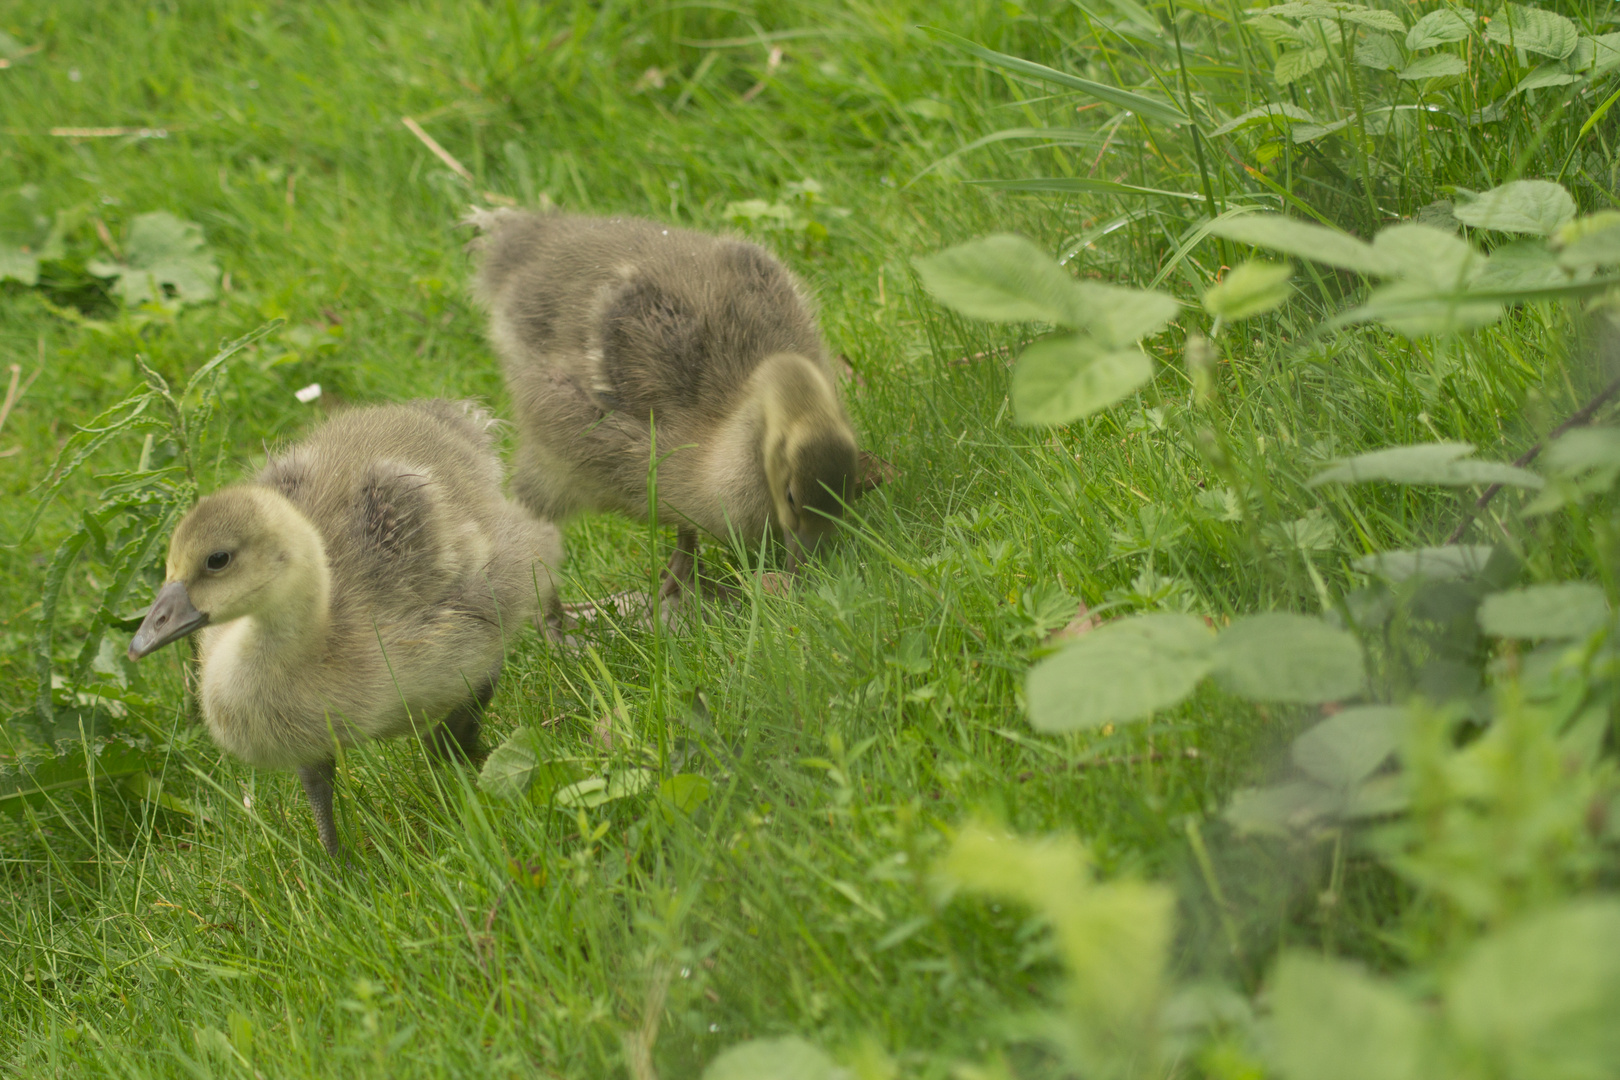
2,1 -> 1615,1076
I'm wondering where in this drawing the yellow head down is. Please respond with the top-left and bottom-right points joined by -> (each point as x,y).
128,487 -> 327,661
756,353 -> 859,569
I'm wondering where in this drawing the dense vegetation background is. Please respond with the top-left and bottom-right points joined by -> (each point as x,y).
2,1 -> 1618,1077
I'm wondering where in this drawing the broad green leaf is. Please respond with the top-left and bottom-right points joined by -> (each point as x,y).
1355,32 -> 1403,71
913,234 -> 1081,326
0,244 -> 39,286
92,211 -> 220,306
1338,9 -> 1404,35
1370,222 -> 1482,283
971,177 -> 1205,200
1248,14 -> 1308,46
1202,260 -> 1294,320
1555,211 -> 1620,269
1275,46 -> 1332,85
1212,613 -> 1365,704
658,773 -> 712,816
477,734 -> 538,799
1351,278 -> 1504,337
925,28 -> 1189,126
1224,779 -> 1344,835
1577,32 -> 1620,75
1398,53 -> 1468,80
1543,425 -> 1620,475
1081,281 -> 1181,344
1291,705 -> 1405,788
1270,954 -> 1427,1080
1474,239 -> 1568,292
1025,613 -> 1214,731
1512,64 -> 1581,96
1352,545 -> 1496,582
702,1037 -> 845,1080
1484,3 -> 1578,59
1013,280 -> 1181,425
1309,442 -> 1544,489
1209,102 -> 1315,136
1406,7 -> 1476,50
1209,214 -> 1390,276
552,777 -> 609,808
1446,901 -> 1620,1079
0,741 -> 154,816
1012,339 -> 1153,426
1477,582 -> 1608,639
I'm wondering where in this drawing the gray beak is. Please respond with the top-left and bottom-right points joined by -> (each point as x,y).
785,529 -> 828,574
128,580 -> 209,661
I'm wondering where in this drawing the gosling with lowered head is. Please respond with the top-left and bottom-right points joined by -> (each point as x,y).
469,209 -> 859,600
128,400 -> 563,857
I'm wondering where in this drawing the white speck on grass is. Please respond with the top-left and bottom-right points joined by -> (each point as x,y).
68,68 -> 81,82
295,382 -> 322,403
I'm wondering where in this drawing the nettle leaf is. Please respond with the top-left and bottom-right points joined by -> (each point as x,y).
1398,52 -> 1468,80
1455,180 -> 1576,236
1275,46 -> 1333,85
0,245 -> 39,286
1474,240 -> 1568,292
1224,779 -> 1344,836
1212,613 -> 1365,704
1203,260 -> 1294,320
702,1037 -> 845,1080
1406,6 -> 1476,50
1084,281 -> 1182,344
1355,32 -> 1403,71
89,211 -> 220,306
1292,705 -> 1405,788
1269,954 -> 1428,1080
1011,283 -> 1179,426
1446,901 -> 1620,1079
1013,339 -> 1152,426
1556,212 -> 1620,269
1025,613 -> 1214,731
913,233 -> 1081,326
1477,582 -> 1608,639
1210,214 -> 1390,276
1371,223 -> 1481,284
1485,3 -> 1578,59
1309,442 -> 1544,489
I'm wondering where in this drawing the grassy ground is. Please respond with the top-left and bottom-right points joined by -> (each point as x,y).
0,1 -> 1607,1077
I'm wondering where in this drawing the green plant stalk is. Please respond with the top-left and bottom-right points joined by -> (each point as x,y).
1340,22 -> 1379,227
1167,0 -> 1223,244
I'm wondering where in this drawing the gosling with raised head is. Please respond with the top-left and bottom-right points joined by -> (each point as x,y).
128,400 -> 563,857
469,209 -> 859,600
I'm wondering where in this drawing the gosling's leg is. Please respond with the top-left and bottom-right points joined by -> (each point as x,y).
297,759 -> 341,858
429,671 -> 499,763
658,526 -> 700,601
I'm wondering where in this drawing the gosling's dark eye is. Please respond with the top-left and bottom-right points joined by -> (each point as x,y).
786,489 -> 796,507
205,550 -> 232,572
